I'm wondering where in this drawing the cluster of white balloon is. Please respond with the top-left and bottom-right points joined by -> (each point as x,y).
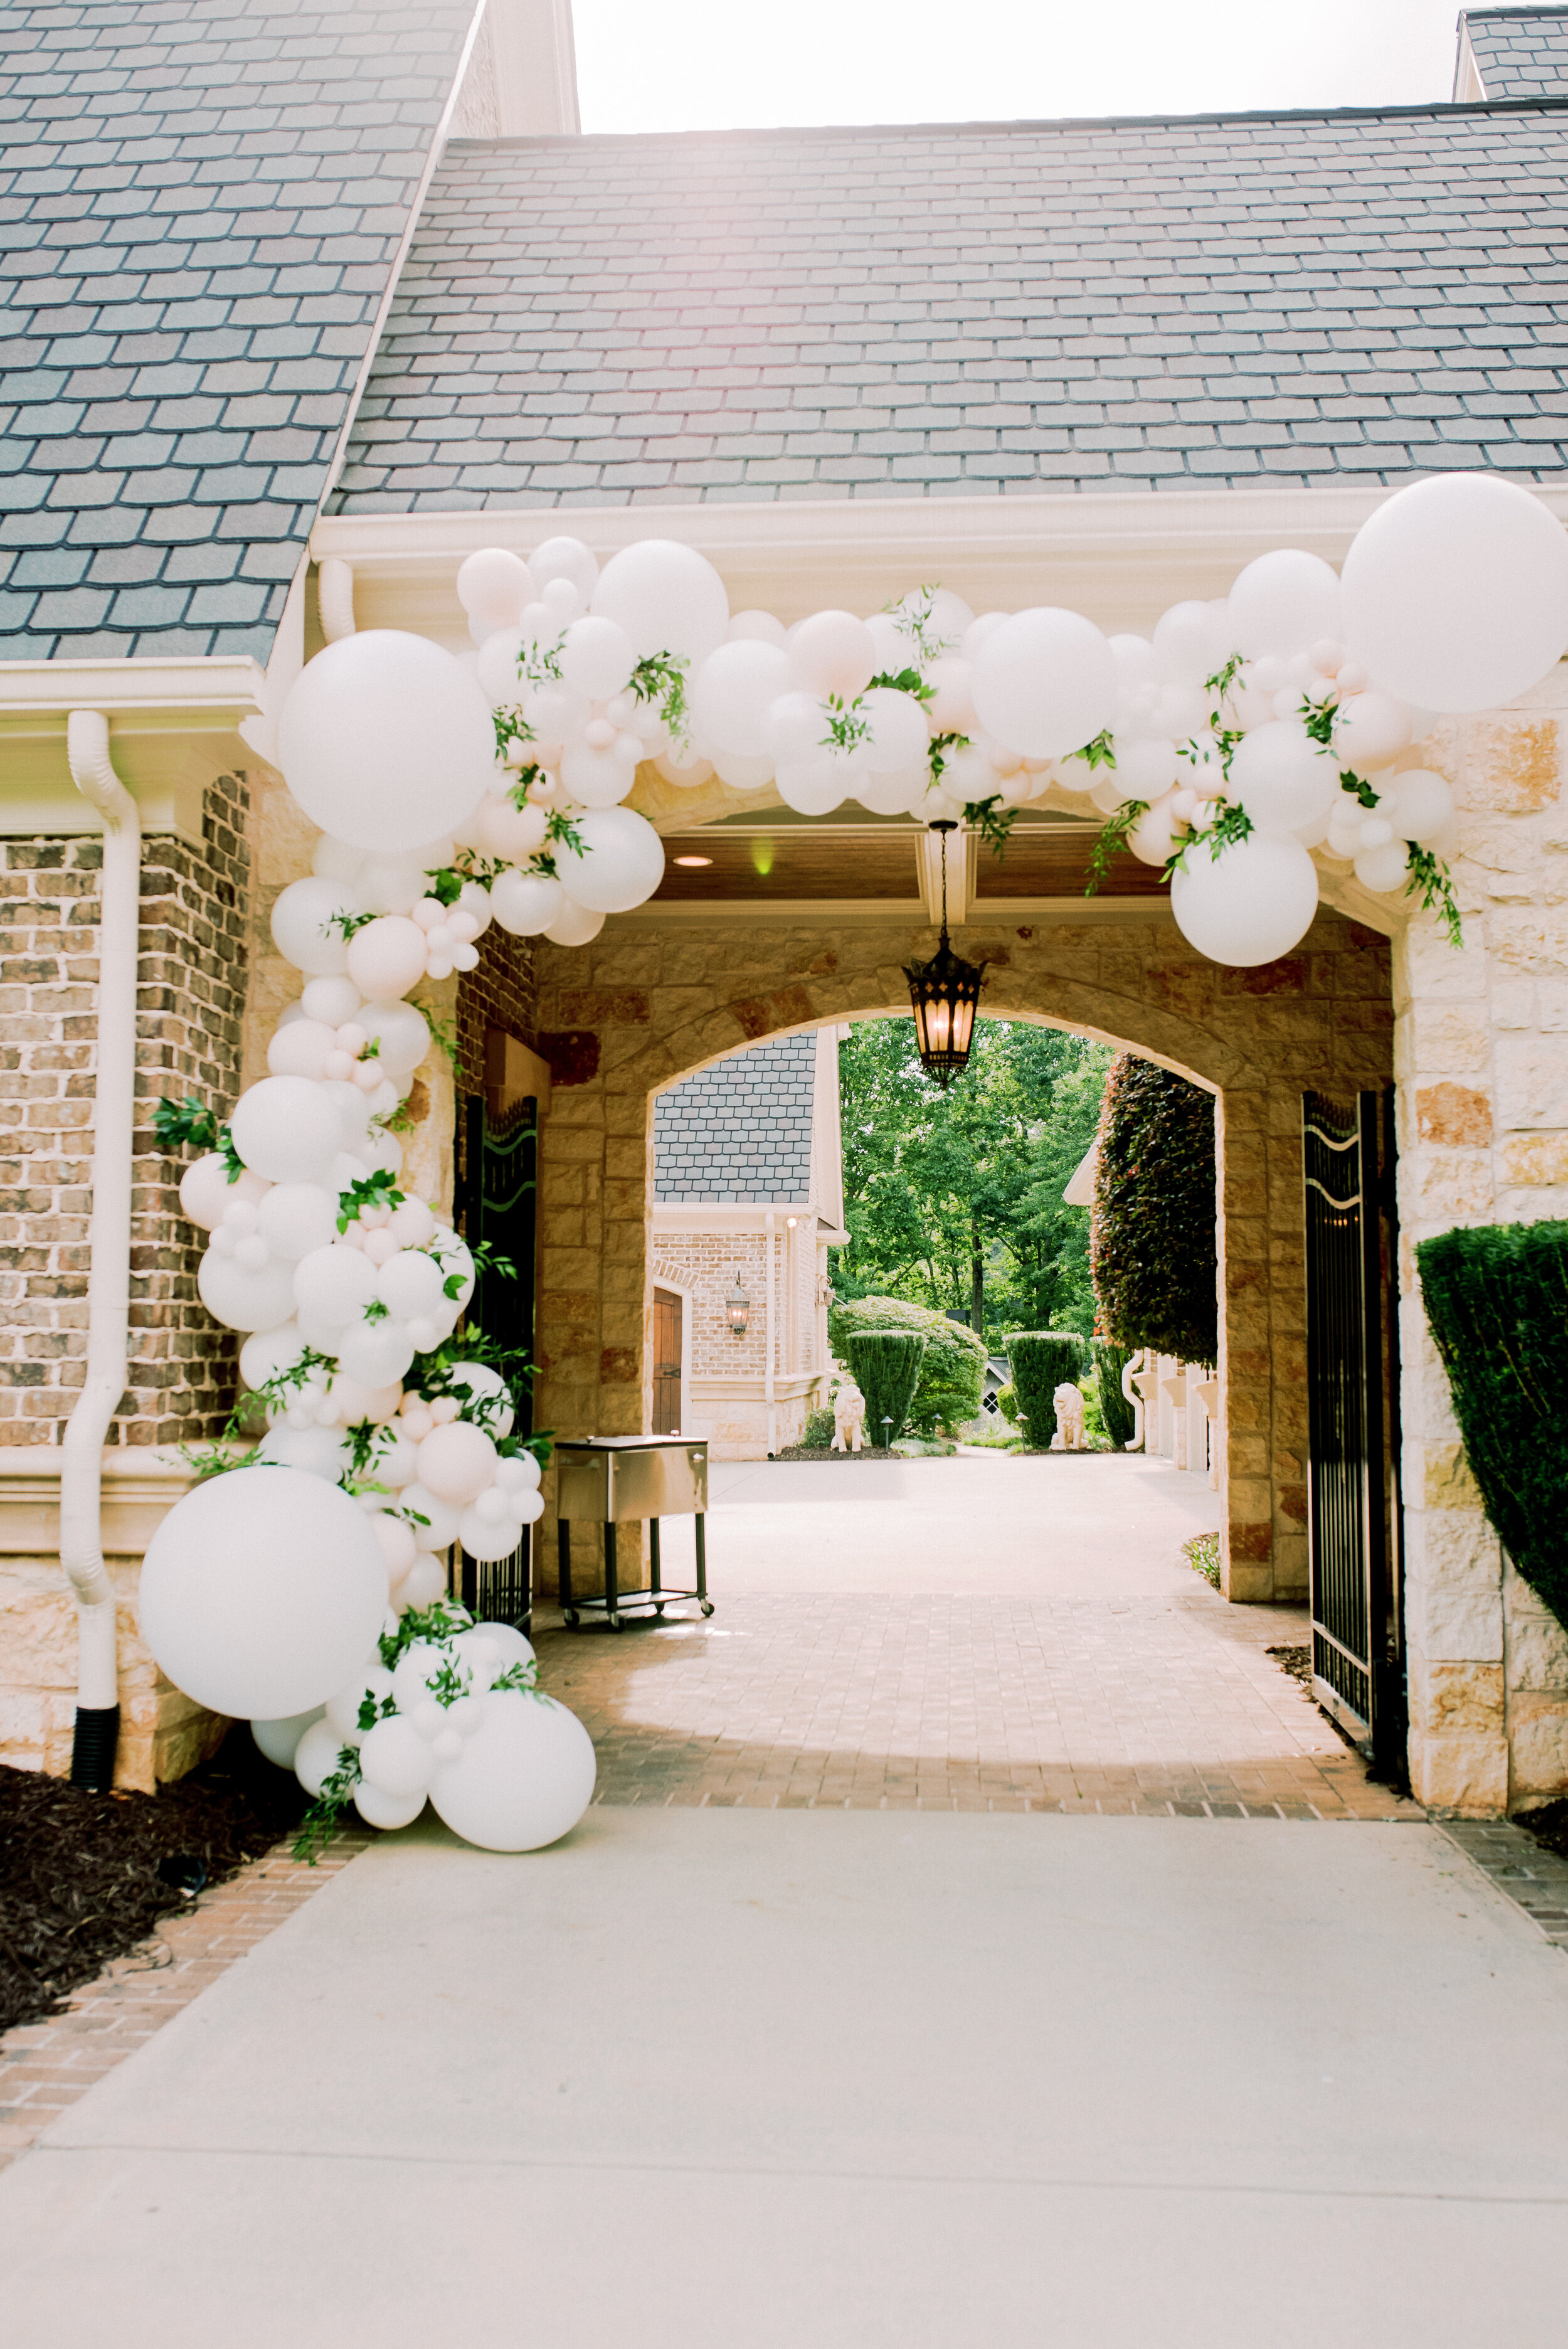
139,1471 -> 595,1852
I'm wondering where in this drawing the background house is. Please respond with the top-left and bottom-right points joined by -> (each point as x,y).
650,1031 -> 848,1456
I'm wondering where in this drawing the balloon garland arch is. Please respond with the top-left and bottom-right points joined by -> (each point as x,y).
138,470 -> 1568,1857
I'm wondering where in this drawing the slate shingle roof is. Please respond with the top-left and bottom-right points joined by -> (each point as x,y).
0,0 -> 476,662
654,1035 -> 817,1204
331,100 -> 1568,511
1464,8 -> 1568,94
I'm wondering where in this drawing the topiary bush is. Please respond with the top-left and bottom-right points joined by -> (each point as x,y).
829,1296 -> 986,1433
1005,1331 -> 1088,1446
845,1330 -> 927,1448
1093,1339 -> 1138,1450
1091,1054 -> 1218,1366
995,1382 -> 1019,1425
1417,1221 -> 1568,1631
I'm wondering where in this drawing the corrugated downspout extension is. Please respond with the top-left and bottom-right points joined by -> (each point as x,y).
63,711 -> 139,1791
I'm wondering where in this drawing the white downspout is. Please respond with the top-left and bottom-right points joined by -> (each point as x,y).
764,1210 -> 777,1458
62,711 -> 139,1790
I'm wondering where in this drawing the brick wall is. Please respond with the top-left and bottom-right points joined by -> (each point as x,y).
1,775 -> 250,1449
455,918 -> 537,1204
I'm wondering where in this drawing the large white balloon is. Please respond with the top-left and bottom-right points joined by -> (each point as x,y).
456,548 -> 535,635
1379,768 -> 1454,844
1226,720 -> 1340,835
1340,472 -> 1568,713
490,868 -> 565,936
179,1154 -> 268,1232
139,1467 -> 387,1721
251,1706 -> 324,1770
429,1689 -> 598,1852
1170,831 -> 1321,967
277,631 -> 495,852
971,609 -> 1117,760
270,877 -> 361,976
859,687 -> 930,774
551,806 -> 665,914
558,615 -> 635,700
1227,550 -> 1342,661
590,540 -> 729,664
230,1076 -> 342,1185
689,639 -> 794,756
357,999 -> 430,1076
257,1181 -> 339,1262
294,1240 -> 378,1329
346,916 -> 429,1003
198,1249 -> 299,1334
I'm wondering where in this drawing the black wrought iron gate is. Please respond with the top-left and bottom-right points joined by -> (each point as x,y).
1301,1090 -> 1404,1766
458,1091 -> 538,1631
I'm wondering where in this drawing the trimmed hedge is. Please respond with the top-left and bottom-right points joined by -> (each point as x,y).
829,1295 -> 987,1432
1005,1331 -> 1087,1443
995,1382 -> 1019,1425
845,1330 -> 927,1448
1090,1054 -> 1218,1366
1093,1339 -> 1138,1450
1416,1221 -> 1568,1631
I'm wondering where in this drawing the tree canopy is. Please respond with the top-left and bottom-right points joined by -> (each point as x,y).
832,1017 -> 1112,1345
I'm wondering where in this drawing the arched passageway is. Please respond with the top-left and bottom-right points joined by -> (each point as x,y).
529,906 -> 1393,1606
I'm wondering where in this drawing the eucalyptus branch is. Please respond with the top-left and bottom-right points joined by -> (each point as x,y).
927,729 -> 968,790
326,906 -> 376,941
963,794 -> 1018,858
291,1746 -> 363,1865
1084,800 -> 1148,898
411,1004 -> 461,1077
544,809 -> 586,859
820,694 -> 871,754
1405,846 -> 1465,948
1165,798 -> 1254,880
1067,731 -> 1117,772
493,706 -> 534,763
629,652 -> 689,744
882,584 -> 953,664
867,666 -> 936,704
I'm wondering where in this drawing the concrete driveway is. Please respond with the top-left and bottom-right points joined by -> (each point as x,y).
1,1806 -> 1564,2346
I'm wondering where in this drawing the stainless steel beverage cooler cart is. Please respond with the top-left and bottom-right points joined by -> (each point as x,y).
555,1435 -> 712,1631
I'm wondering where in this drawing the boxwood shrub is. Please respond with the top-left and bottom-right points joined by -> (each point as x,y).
1093,1339 -> 1138,1450
1416,1220 -> 1568,1631
829,1296 -> 987,1432
1090,1054 -> 1218,1366
845,1330 -> 927,1448
1005,1331 -> 1088,1444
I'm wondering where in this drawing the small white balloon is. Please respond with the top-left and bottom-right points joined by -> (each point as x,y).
198,1249 -> 299,1334
377,1248 -> 447,1322
257,1182 -> 339,1262
358,1713 -> 437,1800
490,867 -> 564,936
295,1715 -> 349,1800
690,639 -> 795,757
543,897 -> 607,948
558,614 -> 635,700
354,1780 -> 428,1830
294,1241 -> 378,1330
550,805 -> 665,915
256,1421 -> 352,1482
1227,549 -> 1343,661
416,1420 -> 499,1507
179,1154 -> 268,1233
456,548 -> 536,634
1227,719 -> 1340,836
1354,840 -> 1412,894
788,609 -> 876,700
1380,768 -> 1454,844
458,1505 -> 526,1562
1333,691 -> 1412,772
345,916 -> 430,1003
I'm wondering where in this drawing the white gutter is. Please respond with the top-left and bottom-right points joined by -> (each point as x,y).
61,711 -> 139,1788
764,1210 -> 777,1458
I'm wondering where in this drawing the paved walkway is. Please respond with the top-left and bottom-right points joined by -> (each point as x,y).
3,1809 -> 1565,2346
543,1454 -> 1414,1817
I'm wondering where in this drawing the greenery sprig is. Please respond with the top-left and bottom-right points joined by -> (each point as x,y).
152,1096 -> 246,1182
1165,798 -> 1253,879
337,1169 -> 404,1232
883,585 -> 955,665
821,694 -> 872,754
1068,731 -> 1117,773
1406,845 -> 1465,948
629,652 -> 689,745
963,794 -> 1019,858
1084,800 -> 1148,898
326,906 -> 376,941
867,666 -> 935,704
292,1744 -> 362,1865
494,706 -> 534,763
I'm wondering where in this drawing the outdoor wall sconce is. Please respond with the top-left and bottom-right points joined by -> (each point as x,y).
725,1273 -> 750,1335
903,822 -> 988,1088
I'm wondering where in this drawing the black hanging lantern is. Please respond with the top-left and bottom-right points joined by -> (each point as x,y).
903,821 -> 987,1088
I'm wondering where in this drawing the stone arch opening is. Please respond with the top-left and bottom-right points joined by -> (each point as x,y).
531,906 -> 1395,1609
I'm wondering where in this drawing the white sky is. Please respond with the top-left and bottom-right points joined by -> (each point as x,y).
573,0 -> 1472,135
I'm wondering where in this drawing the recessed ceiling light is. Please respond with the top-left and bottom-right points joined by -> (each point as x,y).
674,854 -> 712,867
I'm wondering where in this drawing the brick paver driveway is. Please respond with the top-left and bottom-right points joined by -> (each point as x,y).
538,1453 -> 1417,1820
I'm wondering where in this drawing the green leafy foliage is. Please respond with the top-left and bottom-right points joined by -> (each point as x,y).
152,1095 -> 220,1153
1165,797 -> 1253,879
1406,845 -> 1465,949
1090,1055 -> 1218,1365
845,1329 -> 927,1447
629,651 -> 689,743
829,1295 -> 987,1433
798,1405 -> 835,1449
1004,1331 -> 1087,1441
1093,1338 -> 1138,1449
290,1745 -> 361,1865
821,694 -> 872,753
834,1018 -> 1112,1346
337,1169 -> 404,1233
1416,1221 -> 1568,1631
1068,731 -> 1116,772
961,795 -> 1019,857
995,1381 -> 1019,1425
326,906 -> 376,940
1084,799 -> 1147,898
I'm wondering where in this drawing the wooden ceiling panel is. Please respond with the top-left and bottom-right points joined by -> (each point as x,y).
655,830 -> 920,901
973,829 -> 1168,901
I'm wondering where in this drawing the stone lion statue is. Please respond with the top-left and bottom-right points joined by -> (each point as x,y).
832,1379 -> 866,1453
1052,1382 -> 1086,1450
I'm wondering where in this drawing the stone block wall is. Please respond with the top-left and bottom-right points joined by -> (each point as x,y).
1394,675 -> 1568,1813
530,910 -> 1393,1605
1,774 -> 251,1449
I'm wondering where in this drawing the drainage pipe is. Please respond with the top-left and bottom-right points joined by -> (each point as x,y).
764,1210 -> 777,1458
61,711 -> 139,1790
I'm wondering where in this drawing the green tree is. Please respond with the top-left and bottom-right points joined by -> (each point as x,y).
832,1017 -> 1112,1348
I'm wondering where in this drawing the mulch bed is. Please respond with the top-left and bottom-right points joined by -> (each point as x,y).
0,1732 -> 305,2037
1518,1800 -> 1568,1866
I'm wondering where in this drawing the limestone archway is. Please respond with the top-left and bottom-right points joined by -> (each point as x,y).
530,906 -> 1394,1606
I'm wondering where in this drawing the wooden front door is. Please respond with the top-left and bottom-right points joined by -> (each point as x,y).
653,1288 -> 683,1433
